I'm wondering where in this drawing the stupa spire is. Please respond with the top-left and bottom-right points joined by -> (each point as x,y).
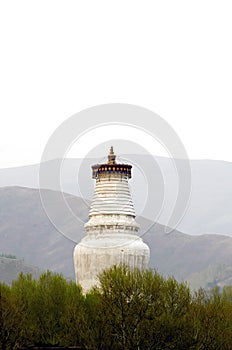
108,146 -> 116,164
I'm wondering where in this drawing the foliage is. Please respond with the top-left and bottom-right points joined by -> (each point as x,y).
1,267 -> 232,349
0,254 -> 17,259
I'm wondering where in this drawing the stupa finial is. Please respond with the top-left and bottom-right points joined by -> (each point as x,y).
108,146 -> 116,164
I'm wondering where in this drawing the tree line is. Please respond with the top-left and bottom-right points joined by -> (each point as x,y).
0,254 -> 17,259
1,265 -> 232,349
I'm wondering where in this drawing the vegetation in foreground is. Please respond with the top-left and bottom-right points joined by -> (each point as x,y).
1,266 -> 232,349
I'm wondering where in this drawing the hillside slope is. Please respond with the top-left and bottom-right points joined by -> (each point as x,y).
1,186 -> 232,289
1,157 -> 232,236
0,256 -> 42,285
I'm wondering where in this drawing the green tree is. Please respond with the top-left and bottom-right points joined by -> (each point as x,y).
82,289 -> 109,350
31,271 -> 69,346
95,265 -> 194,350
59,280 -> 85,347
10,273 -> 37,348
0,283 -> 23,350
3,266 -> 232,349
191,286 -> 232,350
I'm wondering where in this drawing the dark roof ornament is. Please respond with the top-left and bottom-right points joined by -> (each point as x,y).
108,146 -> 116,164
92,147 -> 132,179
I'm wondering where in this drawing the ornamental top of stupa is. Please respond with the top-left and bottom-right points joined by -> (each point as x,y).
108,146 -> 116,164
91,146 -> 132,179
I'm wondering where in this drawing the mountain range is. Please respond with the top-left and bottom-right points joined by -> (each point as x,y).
1,186 -> 232,290
0,156 -> 232,236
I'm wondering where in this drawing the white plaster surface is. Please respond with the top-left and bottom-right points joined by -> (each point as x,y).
73,171 -> 150,292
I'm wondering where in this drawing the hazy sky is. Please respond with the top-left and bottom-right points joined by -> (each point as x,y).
0,1 -> 232,168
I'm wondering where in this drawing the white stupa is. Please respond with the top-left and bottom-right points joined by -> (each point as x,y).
73,147 -> 150,292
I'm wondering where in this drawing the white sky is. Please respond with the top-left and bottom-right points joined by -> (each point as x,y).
0,1 -> 232,168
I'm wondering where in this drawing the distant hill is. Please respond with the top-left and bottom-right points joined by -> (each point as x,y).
1,186 -> 232,289
1,156 -> 232,236
0,256 -> 42,285
0,186 -> 88,279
